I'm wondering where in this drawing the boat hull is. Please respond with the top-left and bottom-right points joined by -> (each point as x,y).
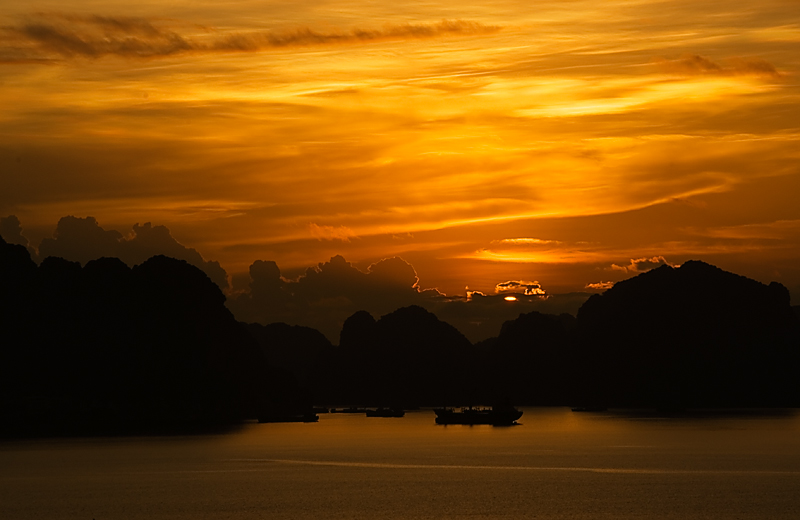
434,408 -> 522,426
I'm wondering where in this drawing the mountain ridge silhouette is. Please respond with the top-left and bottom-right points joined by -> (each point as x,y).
2,234 -> 798,436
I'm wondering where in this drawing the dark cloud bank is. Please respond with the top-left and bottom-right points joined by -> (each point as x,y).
3,215 -> 592,343
232,252 -> 590,343
5,215 -> 228,289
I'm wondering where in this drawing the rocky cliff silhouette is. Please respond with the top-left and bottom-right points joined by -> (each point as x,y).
0,236 -> 283,436
4,231 -> 799,425
574,260 -> 800,409
243,321 -> 333,409
329,305 -> 477,406
482,311 -> 577,405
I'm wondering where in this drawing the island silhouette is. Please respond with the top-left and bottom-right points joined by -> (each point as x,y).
2,234 -> 799,436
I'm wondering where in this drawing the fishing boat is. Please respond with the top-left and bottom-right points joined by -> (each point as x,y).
433,406 -> 522,426
330,407 -> 368,414
365,407 -> 405,418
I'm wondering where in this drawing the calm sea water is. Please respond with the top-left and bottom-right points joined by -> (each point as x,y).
2,408 -> 800,519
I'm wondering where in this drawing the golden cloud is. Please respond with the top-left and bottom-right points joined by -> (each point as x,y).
585,281 -> 614,290
609,256 -> 678,273
495,280 -> 546,295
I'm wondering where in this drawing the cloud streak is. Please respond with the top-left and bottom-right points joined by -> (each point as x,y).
655,54 -> 781,78
309,223 -> 358,242
3,14 -> 502,61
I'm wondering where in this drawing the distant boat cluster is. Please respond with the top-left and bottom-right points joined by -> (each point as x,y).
434,406 -> 523,426
258,406 -> 524,425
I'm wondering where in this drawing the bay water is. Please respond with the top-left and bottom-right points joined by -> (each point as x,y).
2,407 -> 799,519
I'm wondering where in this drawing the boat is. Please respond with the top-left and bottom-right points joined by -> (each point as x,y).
365,407 -> 405,418
434,406 -> 522,426
330,407 -> 368,414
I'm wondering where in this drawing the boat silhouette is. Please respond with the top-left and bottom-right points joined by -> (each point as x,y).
330,407 -> 368,414
434,406 -> 522,426
365,407 -> 405,417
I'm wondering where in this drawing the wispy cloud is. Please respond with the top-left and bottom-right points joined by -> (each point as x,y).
655,54 -> 781,78
309,223 -> 358,242
492,238 -> 562,246
687,220 -> 800,241
2,14 -> 502,61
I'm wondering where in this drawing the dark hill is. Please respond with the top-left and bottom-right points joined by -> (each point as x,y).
0,240 -> 272,436
485,311 -> 576,405
331,305 -> 476,406
575,260 -> 800,408
244,322 -> 332,385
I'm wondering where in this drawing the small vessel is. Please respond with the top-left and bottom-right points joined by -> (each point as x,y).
434,406 -> 522,426
330,407 -> 368,414
366,407 -> 405,418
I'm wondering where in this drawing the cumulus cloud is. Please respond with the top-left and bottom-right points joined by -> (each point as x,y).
228,254 -> 429,339
367,256 -> 419,289
656,54 -> 780,78
0,215 -> 31,249
494,280 -> 546,296
228,253 -> 589,343
38,216 -> 124,261
0,215 -> 38,260
609,256 -> 678,273
292,255 -> 422,306
35,216 -> 228,289
2,14 -> 502,62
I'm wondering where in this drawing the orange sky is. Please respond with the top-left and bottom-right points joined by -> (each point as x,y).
2,0 -> 800,305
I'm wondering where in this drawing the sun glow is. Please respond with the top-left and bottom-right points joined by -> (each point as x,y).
2,0 -> 800,300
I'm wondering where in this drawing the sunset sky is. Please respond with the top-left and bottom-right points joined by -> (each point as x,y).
2,0 -> 800,330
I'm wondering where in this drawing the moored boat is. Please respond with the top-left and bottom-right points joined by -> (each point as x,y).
366,407 -> 405,418
434,406 -> 522,426
330,407 -> 368,414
